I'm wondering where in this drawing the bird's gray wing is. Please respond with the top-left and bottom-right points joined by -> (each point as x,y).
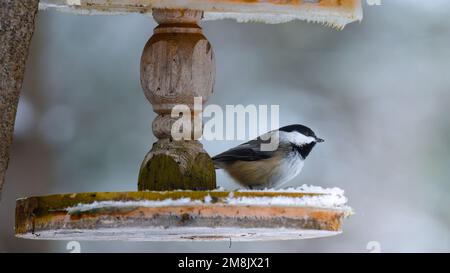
212,138 -> 275,166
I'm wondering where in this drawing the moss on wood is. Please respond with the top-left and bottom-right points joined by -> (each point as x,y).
138,140 -> 216,191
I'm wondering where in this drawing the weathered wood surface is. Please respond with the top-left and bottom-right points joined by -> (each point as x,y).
15,190 -> 349,241
0,0 -> 39,200
138,9 -> 216,191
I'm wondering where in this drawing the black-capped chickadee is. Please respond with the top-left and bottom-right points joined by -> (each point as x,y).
213,124 -> 324,189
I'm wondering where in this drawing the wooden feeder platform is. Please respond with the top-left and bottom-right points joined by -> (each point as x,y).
15,189 -> 352,241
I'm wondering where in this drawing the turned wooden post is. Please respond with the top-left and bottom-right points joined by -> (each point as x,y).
138,9 -> 216,191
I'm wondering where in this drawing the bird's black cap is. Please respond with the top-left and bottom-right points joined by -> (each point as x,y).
279,124 -> 324,143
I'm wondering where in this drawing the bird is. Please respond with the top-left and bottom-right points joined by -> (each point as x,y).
212,124 -> 324,189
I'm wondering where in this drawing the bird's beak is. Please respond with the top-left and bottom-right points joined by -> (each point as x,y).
315,137 -> 324,143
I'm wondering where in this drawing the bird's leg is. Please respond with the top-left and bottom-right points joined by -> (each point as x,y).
138,9 -> 216,191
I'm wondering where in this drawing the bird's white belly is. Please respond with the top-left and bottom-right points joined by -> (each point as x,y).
268,155 -> 304,187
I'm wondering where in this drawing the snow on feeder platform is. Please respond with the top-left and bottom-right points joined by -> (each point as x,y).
15,186 -> 352,241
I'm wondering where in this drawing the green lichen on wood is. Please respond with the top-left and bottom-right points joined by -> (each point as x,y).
137,139 -> 216,191
138,154 -> 182,190
138,152 -> 216,191
189,152 -> 216,189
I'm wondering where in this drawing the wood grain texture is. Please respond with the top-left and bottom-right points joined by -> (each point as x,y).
139,9 -> 216,191
15,190 -> 348,241
0,0 -> 39,200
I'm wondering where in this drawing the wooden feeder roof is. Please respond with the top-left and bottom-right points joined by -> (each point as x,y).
40,0 -> 363,29
15,187 -> 352,241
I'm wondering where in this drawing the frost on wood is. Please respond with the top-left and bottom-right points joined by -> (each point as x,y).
0,0 -> 39,200
16,187 -> 352,241
66,185 -> 351,215
39,0 -> 363,29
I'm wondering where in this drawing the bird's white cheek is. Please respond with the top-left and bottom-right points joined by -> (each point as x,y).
283,132 -> 315,146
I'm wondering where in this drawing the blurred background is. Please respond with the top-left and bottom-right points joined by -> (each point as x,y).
1,0 -> 449,252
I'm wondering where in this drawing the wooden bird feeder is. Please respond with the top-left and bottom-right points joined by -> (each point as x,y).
2,0 -> 362,241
